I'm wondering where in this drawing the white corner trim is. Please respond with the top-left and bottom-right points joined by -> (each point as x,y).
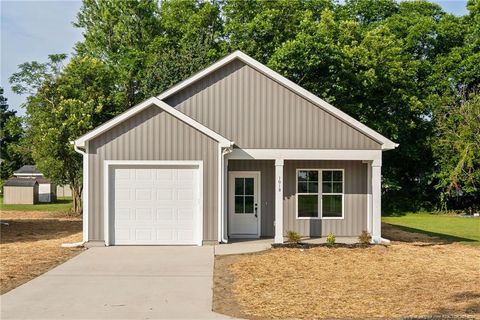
228,148 -> 382,164
157,51 -> 397,150
103,160 -> 204,246
74,97 -> 233,148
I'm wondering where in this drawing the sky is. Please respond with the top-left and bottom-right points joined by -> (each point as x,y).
0,0 -> 470,116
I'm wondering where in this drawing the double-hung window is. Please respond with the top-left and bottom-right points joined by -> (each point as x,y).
296,169 -> 344,219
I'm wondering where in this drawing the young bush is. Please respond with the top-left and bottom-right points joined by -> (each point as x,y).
286,231 -> 302,244
358,230 -> 372,244
326,232 -> 336,245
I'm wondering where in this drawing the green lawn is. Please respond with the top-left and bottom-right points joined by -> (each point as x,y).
383,212 -> 480,245
0,195 -> 73,212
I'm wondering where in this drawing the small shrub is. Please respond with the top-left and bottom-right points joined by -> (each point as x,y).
286,230 -> 302,244
326,232 -> 336,245
358,230 -> 372,244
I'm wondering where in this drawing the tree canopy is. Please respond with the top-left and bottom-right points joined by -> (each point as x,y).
7,0 -> 480,213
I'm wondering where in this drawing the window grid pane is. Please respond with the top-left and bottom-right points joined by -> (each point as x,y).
322,195 -> 342,217
322,170 -> 343,194
298,195 -> 318,218
297,170 -> 318,194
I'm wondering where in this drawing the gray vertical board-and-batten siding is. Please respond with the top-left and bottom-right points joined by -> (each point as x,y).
88,105 -> 219,241
228,160 -> 368,238
165,60 -> 381,150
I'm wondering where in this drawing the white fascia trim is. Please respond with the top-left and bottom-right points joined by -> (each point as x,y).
157,51 -> 397,150
228,149 -> 382,165
103,160 -> 204,246
74,97 -> 233,148
14,173 -> 43,177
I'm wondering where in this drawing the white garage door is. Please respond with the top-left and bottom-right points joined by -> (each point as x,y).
112,165 -> 201,245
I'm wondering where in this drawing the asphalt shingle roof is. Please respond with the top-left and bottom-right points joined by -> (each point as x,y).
13,165 -> 42,175
4,178 -> 38,187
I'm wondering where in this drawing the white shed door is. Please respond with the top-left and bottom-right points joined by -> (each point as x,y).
38,184 -> 51,202
112,166 -> 201,245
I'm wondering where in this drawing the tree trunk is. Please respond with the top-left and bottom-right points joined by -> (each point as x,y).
71,185 -> 83,215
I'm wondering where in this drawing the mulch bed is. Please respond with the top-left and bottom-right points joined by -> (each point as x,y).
271,242 -> 371,249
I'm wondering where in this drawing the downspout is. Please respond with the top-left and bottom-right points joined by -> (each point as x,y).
219,143 -> 234,244
65,142 -> 87,248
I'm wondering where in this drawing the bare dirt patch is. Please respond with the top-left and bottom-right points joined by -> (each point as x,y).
214,228 -> 480,319
0,210 -> 83,294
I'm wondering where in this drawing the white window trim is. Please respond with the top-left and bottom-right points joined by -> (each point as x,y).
295,169 -> 345,220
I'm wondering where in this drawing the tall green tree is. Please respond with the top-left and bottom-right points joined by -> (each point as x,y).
0,87 -> 31,187
10,55 -> 120,213
433,94 -> 480,211
75,0 -> 162,109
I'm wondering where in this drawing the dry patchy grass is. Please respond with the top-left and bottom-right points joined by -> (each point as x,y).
0,211 -> 83,294
214,227 -> 480,319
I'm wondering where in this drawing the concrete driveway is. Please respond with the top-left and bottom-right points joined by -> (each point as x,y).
1,246 -> 231,319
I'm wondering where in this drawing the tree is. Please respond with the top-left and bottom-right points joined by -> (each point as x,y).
223,0 -> 333,63
75,0 -> 162,109
0,87 -> 31,187
433,94 -> 480,211
10,55 -> 120,214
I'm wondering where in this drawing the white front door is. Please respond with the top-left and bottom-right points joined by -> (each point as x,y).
229,172 -> 260,238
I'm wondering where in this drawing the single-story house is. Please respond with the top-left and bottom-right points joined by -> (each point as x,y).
3,165 -> 56,204
73,51 -> 397,246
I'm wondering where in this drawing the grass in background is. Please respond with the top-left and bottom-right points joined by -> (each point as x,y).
0,195 -> 72,212
382,212 -> 480,245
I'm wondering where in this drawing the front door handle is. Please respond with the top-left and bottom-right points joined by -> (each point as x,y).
254,203 -> 258,218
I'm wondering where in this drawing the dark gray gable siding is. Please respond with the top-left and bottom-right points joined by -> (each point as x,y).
87,105 -> 219,241
165,60 -> 381,150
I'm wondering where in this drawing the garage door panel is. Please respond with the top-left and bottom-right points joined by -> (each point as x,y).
135,189 -> 152,200
135,229 -> 154,241
135,169 -> 153,180
111,165 -> 201,245
156,189 -> 174,200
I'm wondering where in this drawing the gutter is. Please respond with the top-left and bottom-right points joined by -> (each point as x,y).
61,241 -> 85,248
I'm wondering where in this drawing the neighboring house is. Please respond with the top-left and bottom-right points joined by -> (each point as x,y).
73,51 -> 397,246
3,165 -> 56,204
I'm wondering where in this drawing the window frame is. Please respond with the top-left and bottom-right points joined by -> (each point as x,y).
295,168 -> 345,220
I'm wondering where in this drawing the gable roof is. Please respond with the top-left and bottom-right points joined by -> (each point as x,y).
74,97 -> 233,148
158,51 -> 397,150
13,165 -> 43,176
5,177 -> 38,187
75,51 -> 397,150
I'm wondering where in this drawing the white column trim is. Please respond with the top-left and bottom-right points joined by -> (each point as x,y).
371,163 -> 382,243
218,145 -> 223,243
275,159 -> 284,244
366,161 -> 373,234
